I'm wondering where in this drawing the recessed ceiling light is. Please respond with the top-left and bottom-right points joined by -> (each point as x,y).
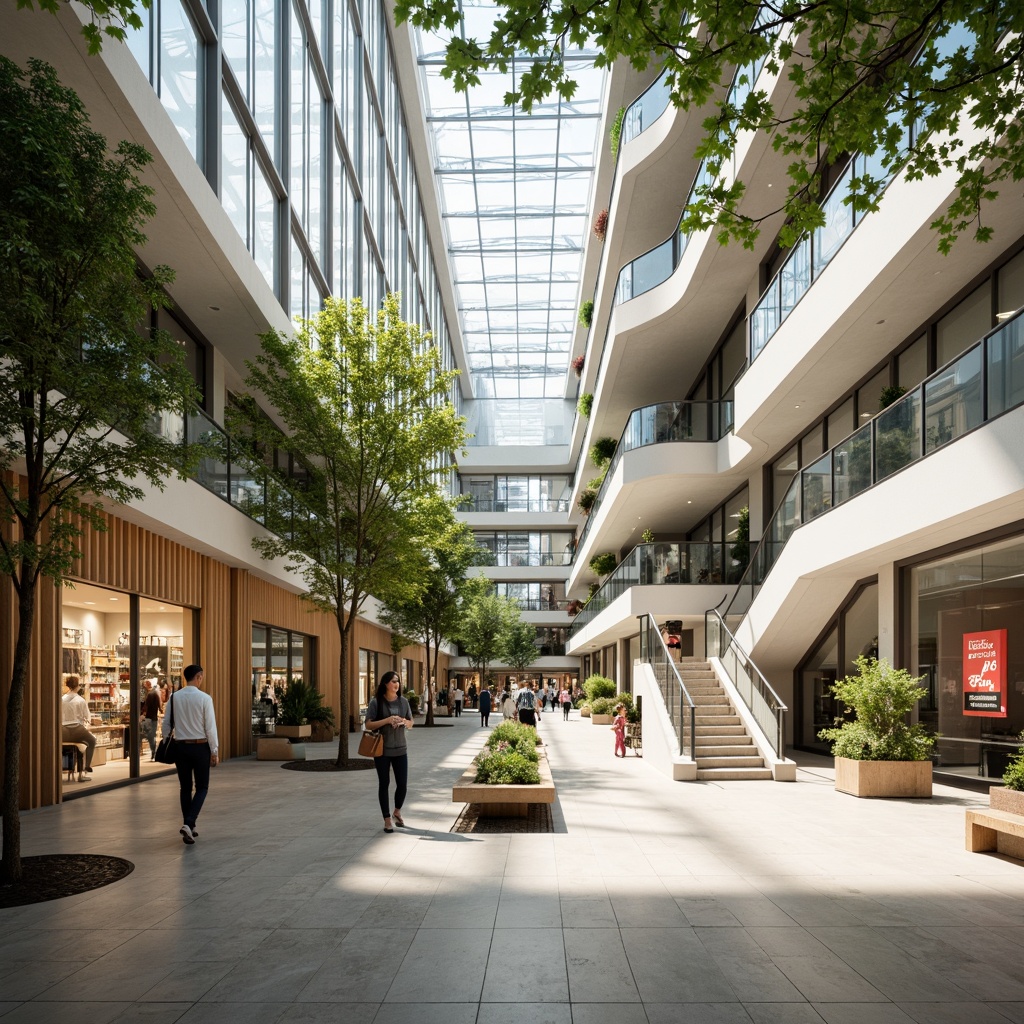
794,404 -> 800,409
83,601 -> 95,606
109,597 -> 119,601
860,412 -> 871,419
687,500 -> 692,504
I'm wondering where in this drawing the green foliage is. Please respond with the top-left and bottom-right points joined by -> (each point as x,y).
618,692 -> 640,724
590,696 -> 618,716
403,689 -> 420,714
501,616 -> 539,674
460,585 -> 520,682
577,488 -> 597,515
17,0 -> 152,55
1003,739 -> 1024,792
486,721 -> 541,756
589,436 -> 617,466
474,749 -> 541,785
729,506 -> 750,569
589,552 -> 617,578
879,385 -> 908,409
587,473 -> 606,491
278,680 -> 334,727
393,0 -> 1024,252
641,529 -> 654,544
583,674 -> 617,701
578,393 -> 593,418
609,105 -> 626,158
0,59 -> 202,883
380,518 -> 484,724
578,300 -> 594,328
228,293 -> 466,762
818,656 -> 935,761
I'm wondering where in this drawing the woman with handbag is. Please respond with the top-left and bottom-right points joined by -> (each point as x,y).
364,670 -> 413,833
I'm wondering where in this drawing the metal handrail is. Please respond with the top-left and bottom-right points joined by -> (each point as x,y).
639,613 -> 696,758
705,607 -> 787,758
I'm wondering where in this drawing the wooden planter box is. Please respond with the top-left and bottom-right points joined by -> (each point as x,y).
591,714 -> 613,725
257,737 -> 295,760
835,756 -> 932,798
275,724 -> 312,739
580,707 -> 591,718
309,721 -> 334,742
453,746 -> 555,818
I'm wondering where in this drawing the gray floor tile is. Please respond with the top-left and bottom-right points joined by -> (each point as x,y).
0,1003 -> 133,1024
744,1006 -> 826,1024
564,929 -> 640,1003
384,928 -> 492,1002
621,928 -> 737,1003
897,1003 -> 1019,1024
296,927 -> 417,1002
372,1003 -> 479,1024
277,1003 -> 378,1024
477,1003 -> 573,1024
569,1004 -> 649,1024
811,1005 -> 916,1024
645,1005 -> 755,1024
483,928 -> 567,1002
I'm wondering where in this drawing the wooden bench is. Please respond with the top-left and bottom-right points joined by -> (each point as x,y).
966,807 -> 1024,860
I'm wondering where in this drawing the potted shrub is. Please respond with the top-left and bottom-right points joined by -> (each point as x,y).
992,737 -> 1024,815
577,487 -> 597,515
593,208 -> 608,242
403,688 -> 421,716
578,392 -> 593,418
578,301 -> 594,329
566,599 -> 584,616
572,354 -> 585,378
609,105 -> 626,158
589,552 -> 617,578
579,701 -> 592,718
590,695 -> 617,725
589,436 -> 617,467
275,680 -> 315,739
818,656 -> 935,798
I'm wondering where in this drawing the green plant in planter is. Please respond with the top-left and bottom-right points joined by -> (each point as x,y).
1003,737 -> 1024,790
589,436 -> 617,466
641,528 -> 654,544
583,674 -> 616,701
578,300 -> 594,328
589,552 -> 617,578
879,384 -> 908,409
587,581 -> 599,600
578,392 -> 593,418
474,750 -> 540,784
818,656 -> 935,761
403,688 -> 420,714
488,720 -> 542,750
279,680 -> 335,728
590,696 -> 618,716
577,487 -> 597,515
588,472 -> 606,491
609,105 -> 626,158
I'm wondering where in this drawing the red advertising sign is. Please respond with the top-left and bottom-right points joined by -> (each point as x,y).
963,629 -> 1008,718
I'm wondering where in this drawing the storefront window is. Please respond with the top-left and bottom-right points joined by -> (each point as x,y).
907,535 -> 1024,780
61,582 -> 193,792
251,623 -> 316,736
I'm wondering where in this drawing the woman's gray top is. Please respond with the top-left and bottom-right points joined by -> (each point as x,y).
366,696 -> 412,754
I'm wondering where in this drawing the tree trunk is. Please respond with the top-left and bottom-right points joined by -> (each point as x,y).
424,633 -> 435,727
2,573 -> 37,885
335,616 -> 350,767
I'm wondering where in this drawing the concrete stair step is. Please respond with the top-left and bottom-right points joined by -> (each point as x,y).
695,726 -> 747,737
696,756 -> 766,769
696,767 -> 774,781
694,713 -> 741,724
695,745 -> 760,758
691,694 -> 731,706
695,734 -> 754,746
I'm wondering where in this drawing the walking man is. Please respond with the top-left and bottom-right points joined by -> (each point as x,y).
141,679 -> 161,760
478,684 -> 492,727
453,684 -> 464,717
163,663 -> 218,844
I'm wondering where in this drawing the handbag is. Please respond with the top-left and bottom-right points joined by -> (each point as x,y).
154,695 -> 177,764
358,730 -> 383,758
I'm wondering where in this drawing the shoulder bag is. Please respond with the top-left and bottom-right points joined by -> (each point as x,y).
359,698 -> 384,758
154,696 -> 177,764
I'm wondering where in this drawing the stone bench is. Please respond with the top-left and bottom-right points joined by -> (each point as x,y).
966,807 -> 1024,860
452,747 -> 555,818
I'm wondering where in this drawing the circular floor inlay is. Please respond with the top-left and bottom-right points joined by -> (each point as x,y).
0,854 -> 134,908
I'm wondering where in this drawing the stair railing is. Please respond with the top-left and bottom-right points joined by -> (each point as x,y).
638,613 -> 696,758
705,607 -> 787,758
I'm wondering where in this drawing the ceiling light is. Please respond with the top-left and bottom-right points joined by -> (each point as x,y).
109,597 -> 119,601
83,601 -> 95,606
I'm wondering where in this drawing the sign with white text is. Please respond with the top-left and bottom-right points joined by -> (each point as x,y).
963,629 -> 1008,717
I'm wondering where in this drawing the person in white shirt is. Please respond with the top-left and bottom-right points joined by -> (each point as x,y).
452,685 -> 464,717
61,676 -> 96,781
162,663 -> 218,844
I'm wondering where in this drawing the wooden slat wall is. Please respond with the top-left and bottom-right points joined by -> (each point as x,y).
0,490 -> 432,810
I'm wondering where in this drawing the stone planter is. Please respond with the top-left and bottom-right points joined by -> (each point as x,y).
309,721 -> 334,742
580,706 -> 591,718
453,746 -> 555,818
275,724 -> 312,739
834,756 -> 932,798
991,786 -> 1024,816
591,714 -> 613,725
257,737 -> 294,760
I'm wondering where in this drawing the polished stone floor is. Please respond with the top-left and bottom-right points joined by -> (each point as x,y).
1,706 -> 1022,1024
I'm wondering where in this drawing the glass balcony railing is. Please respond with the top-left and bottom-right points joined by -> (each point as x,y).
726,306 -> 1024,625
575,399 -> 733,555
460,498 -> 571,513
749,22 -> 974,363
620,72 -> 673,148
569,541 -> 746,638
612,48 -> 772,307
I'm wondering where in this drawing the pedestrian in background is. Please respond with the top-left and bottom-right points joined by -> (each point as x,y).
560,686 -> 572,721
478,684 -> 492,727
612,703 -> 627,758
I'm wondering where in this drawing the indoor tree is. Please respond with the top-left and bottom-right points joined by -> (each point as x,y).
459,587 -> 519,686
0,58 -> 201,884
393,0 -> 1024,254
380,517 -> 487,726
229,293 -> 466,766
501,615 -> 540,682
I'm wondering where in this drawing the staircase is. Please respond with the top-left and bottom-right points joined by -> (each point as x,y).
678,659 -> 773,781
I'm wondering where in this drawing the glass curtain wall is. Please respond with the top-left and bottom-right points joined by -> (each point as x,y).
251,624 -> 316,735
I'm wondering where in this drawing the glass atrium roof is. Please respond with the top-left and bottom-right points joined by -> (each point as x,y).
413,4 -> 606,401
